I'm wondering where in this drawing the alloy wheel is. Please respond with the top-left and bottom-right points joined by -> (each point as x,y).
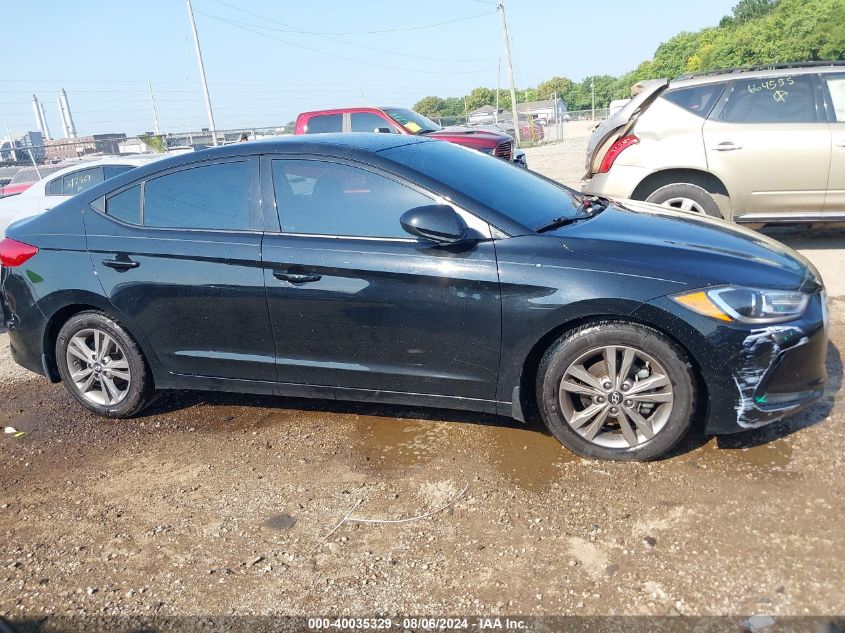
558,345 -> 674,449
65,328 -> 132,406
661,197 -> 705,214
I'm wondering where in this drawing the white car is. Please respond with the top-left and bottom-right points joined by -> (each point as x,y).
0,156 -> 163,237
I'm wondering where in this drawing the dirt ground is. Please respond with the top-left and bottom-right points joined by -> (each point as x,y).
2,135 -> 845,626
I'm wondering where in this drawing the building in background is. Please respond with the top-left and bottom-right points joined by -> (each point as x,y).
1,131 -> 44,162
514,97 -> 568,124
43,133 -> 127,161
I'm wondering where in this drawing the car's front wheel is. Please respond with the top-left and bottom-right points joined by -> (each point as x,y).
56,311 -> 154,418
536,321 -> 696,461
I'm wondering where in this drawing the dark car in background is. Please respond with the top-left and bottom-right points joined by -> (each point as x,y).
0,135 -> 827,461
295,106 -> 527,167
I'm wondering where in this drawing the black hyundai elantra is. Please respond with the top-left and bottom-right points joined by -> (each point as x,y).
0,135 -> 828,461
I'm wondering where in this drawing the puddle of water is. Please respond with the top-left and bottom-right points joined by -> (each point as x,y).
691,437 -> 792,470
479,424 -> 576,491
350,415 -> 453,469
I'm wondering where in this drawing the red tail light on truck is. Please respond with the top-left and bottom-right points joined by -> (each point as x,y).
598,135 -> 639,174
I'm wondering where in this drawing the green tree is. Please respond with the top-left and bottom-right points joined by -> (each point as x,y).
720,0 -> 778,27
535,76 -> 574,101
413,96 -> 445,119
464,87 -> 497,112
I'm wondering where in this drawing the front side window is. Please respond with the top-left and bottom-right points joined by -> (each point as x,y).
271,159 -> 433,238
62,167 -> 104,196
824,74 -> 845,122
143,161 -> 250,230
720,75 -> 817,123
350,112 -> 395,133
304,114 -> 342,134
663,82 -> 726,118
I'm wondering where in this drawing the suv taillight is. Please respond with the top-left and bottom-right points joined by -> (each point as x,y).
598,135 -> 639,173
0,238 -> 38,267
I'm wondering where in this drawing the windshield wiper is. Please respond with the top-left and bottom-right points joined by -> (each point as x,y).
535,197 -> 609,233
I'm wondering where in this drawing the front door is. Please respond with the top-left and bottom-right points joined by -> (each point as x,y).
86,157 -> 276,381
703,73 -> 830,220
261,156 -> 501,401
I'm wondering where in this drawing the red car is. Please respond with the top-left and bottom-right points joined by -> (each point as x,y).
294,107 -> 527,168
0,165 -> 66,198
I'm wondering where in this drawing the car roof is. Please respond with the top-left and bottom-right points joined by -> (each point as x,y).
668,61 -> 845,89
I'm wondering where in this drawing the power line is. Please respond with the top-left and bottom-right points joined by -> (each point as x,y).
195,11 -> 495,76
194,9 -> 496,63
209,0 -> 496,36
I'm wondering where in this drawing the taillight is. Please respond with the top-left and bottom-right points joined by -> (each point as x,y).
598,135 -> 639,173
0,238 -> 38,267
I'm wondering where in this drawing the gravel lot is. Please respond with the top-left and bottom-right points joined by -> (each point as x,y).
2,132 -> 845,625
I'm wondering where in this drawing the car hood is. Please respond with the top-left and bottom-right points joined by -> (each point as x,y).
547,199 -> 815,291
427,126 -> 508,142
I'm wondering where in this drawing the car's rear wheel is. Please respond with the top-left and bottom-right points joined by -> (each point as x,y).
536,321 -> 696,461
56,311 -> 154,418
645,182 -> 723,218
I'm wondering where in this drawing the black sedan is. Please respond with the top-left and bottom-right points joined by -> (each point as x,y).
0,134 -> 828,461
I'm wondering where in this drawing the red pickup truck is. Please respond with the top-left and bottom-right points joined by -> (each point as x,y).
294,107 -> 527,168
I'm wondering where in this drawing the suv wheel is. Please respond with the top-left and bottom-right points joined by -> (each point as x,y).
56,311 -> 154,418
536,321 -> 696,461
645,183 -> 723,218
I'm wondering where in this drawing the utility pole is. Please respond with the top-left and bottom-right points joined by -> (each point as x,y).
591,79 -> 595,120
495,58 -> 501,124
148,81 -> 161,135
497,0 -> 520,145
185,0 -> 218,146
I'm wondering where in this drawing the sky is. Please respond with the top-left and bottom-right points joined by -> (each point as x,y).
1,0 -> 738,138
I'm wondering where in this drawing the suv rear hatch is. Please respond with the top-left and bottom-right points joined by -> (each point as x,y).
584,79 -> 668,179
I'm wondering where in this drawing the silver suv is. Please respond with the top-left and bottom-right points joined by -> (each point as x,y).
582,62 -> 845,224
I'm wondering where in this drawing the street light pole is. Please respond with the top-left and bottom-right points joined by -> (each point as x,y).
185,0 -> 218,146
148,81 -> 161,135
497,0 -> 520,146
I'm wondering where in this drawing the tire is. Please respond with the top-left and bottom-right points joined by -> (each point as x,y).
55,310 -> 154,418
645,182 -> 723,218
536,321 -> 696,461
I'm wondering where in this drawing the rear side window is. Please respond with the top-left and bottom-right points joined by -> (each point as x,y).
271,159 -> 432,238
106,185 -> 141,224
304,114 -> 342,134
62,167 -> 103,196
720,75 -> 817,123
662,82 -> 726,118
143,161 -> 251,230
824,74 -> 845,122
104,165 -> 136,179
350,112 -> 394,133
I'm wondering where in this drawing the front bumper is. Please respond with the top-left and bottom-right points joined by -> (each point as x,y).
638,290 -> 828,435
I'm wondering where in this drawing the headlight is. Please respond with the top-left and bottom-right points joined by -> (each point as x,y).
672,285 -> 809,324
477,147 -> 495,155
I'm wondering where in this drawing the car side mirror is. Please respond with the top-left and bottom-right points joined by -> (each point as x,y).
400,205 -> 468,244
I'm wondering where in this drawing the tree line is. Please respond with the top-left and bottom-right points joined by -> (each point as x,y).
413,0 -> 844,118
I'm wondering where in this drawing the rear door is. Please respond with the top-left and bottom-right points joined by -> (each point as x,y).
260,155 -> 501,400
86,157 -> 276,381
821,72 -> 845,216
703,73 -> 830,220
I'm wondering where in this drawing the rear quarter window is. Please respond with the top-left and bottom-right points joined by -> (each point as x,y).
662,82 -> 726,118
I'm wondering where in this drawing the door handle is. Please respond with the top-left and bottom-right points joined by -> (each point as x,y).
711,142 -> 743,151
102,257 -> 140,270
273,270 -> 322,284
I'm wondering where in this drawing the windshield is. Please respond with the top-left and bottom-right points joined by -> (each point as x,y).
383,108 -> 441,134
381,140 -> 583,229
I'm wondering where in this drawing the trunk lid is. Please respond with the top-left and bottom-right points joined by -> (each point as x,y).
584,79 -> 669,178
